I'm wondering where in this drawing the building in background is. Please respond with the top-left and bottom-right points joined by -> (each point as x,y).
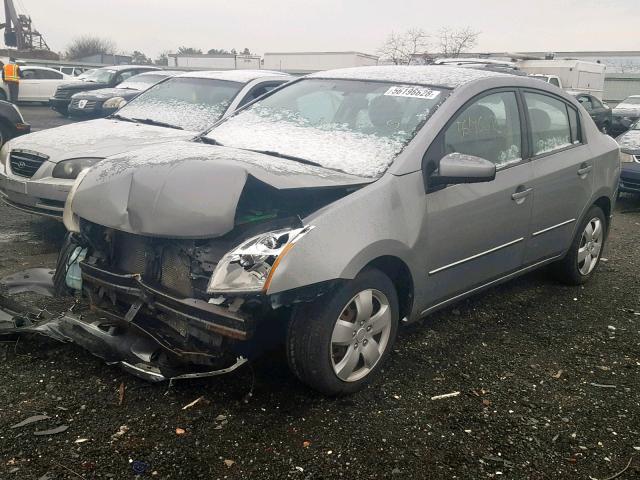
77,53 -> 133,65
263,51 -> 378,74
168,53 -> 261,70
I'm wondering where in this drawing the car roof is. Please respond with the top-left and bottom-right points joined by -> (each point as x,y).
308,65 -> 508,89
176,69 -> 291,83
131,70 -> 183,77
21,65 -> 61,71
98,65 -> 161,72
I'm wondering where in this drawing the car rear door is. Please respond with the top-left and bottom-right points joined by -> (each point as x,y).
422,89 -> 534,304
521,90 -> 593,264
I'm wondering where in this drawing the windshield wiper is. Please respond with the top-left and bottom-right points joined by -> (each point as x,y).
199,136 -> 223,146
109,113 -> 137,123
244,149 -> 322,167
131,118 -> 184,130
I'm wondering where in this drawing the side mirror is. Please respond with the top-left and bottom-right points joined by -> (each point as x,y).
429,153 -> 496,187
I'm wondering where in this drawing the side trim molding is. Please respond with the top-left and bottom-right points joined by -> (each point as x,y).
532,218 -> 576,237
421,254 -> 563,316
428,237 -> 524,275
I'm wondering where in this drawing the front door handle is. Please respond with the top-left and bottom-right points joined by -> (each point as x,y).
511,187 -> 533,203
578,164 -> 593,177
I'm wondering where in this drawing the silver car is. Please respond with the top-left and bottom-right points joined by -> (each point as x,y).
57,66 -> 619,394
0,70 -> 291,218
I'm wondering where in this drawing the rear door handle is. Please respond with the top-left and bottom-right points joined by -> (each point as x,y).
578,164 -> 593,176
511,187 -> 533,202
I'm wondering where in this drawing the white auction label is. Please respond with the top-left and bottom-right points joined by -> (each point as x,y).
384,85 -> 440,100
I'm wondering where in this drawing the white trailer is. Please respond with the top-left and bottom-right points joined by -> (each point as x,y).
517,60 -> 606,98
263,52 -> 378,74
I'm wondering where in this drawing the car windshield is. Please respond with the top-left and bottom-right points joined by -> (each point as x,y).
621,97 -> 640,105
117,77 -> 243,131
206,78 -> 448,178
81,68 -> 116,83
118,73 -> 166,91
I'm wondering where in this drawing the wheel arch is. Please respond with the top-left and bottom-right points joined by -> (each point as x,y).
361,255 -> 414,322
593,195 -> 612,229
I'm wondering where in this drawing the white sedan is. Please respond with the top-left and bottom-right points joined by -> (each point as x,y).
1,66 -> 80,103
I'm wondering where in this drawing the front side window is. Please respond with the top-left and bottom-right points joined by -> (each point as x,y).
207,78 -> 449,178
443,91 -> 522,168
578,96 -> 593,110
117,77 -> 243,131
524,92 -> 574,156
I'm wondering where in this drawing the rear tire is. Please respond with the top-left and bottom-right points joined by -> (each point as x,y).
286,268 -> 399,395
551,205 -> 606,285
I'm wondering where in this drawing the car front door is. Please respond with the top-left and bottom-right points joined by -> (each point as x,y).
422,90 -> 534,305
35,69 -> 64,101
522,90 -> 593,264
17,68 -> 40,101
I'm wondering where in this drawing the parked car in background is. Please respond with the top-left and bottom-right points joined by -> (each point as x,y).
76,69 -> 97,80
616,121 -> 640,195
68,70 -> 184,118
530,73 -> 563,88
58,66 -> 619,393
0,100 -> 30,145
0,66 -> 79,103
611,95 -> 640,136
49,65 -> 160,115
0,70 -> 291,217
569,91 -> 612,133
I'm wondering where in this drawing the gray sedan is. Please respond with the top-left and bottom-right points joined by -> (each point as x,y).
58,66 -> 619,394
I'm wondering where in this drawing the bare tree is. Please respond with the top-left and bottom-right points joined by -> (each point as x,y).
65,36 -> 116,60
155,50 -> 170,66
438,27 -> 480,58
130,50 -> 152,64
177,46 -> 202,55
378,28 -> 429,65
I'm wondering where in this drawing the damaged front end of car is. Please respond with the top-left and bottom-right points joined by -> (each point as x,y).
2,144 -> 370,382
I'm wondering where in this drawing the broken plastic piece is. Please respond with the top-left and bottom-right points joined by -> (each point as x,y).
0,268 -> 55,297
34,425 -> 69,436
11,415 -> 50,429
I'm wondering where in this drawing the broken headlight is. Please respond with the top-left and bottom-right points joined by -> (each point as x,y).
207,226 -> 313,294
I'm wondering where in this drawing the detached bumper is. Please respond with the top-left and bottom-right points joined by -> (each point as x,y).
80,261 -> 253,340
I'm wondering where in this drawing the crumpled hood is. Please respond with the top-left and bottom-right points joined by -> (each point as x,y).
617,129 -> 640,153
6,118 -> 195,163
72,141 -> 373,239
73,87 -> 140,100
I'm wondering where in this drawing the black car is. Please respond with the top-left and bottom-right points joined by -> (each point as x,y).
0,100 -> 30,145
616,122 -> 640,196
49,65 -> 160,115
68,71 -> 182,118
570,92 -> 612,134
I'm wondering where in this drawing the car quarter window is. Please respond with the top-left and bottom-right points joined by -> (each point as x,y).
523,91 -> 578,156
443,90 -> 522,168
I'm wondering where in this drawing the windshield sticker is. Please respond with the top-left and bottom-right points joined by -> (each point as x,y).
384,85 -> 440,100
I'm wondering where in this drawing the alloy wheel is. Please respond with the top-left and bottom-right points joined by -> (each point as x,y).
330,289 -> 392,382
578,217 -> 603,275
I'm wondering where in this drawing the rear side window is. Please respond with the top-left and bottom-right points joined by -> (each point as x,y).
443,91 -> 522,168
35,69 -> 63,80
523,92 -> 574,156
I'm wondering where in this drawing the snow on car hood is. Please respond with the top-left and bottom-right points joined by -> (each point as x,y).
73,87 -> 139,100
6,118 -> 195,164
71,141 -> 373,239
617,129 -> 640,153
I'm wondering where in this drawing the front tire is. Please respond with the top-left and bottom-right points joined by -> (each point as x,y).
552,205 -> 606,285
286,268 -> 399,395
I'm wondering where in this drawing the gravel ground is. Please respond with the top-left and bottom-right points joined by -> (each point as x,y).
0,198 -> 638,479
0,110 -> 638,478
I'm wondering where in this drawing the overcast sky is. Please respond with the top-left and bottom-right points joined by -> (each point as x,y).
9,0 -> 640,59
